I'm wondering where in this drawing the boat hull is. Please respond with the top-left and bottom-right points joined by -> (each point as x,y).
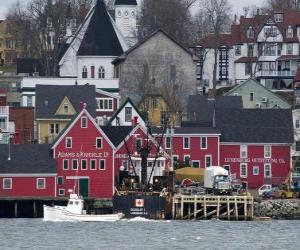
43,205 -> 123,222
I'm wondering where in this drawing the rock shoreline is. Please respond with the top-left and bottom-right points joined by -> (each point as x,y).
254,199 -> 300,219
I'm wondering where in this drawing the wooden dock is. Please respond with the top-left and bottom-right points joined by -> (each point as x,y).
172,195 -> 254,220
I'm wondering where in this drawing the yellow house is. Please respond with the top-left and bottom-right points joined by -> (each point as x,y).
138,94 -> 181,127
35,85 -> 97,144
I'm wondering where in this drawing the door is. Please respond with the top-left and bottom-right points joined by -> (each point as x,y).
79,178 -> 89,198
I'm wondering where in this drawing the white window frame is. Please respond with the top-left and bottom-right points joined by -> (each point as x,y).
296,120 -> 300,128
200,137 -> 207,149
36,178 -> 46,190
99,159 -> 106,170
264,145 -> 271,158
205,155 -> 212,168
96,137 -> 103,149
165,136 -> 171,149
192,160 -> 200,168
264,164 -> 272,178
63,159 -> 69,170
96,98 -> 114,111
173,155 -> 179,163
81,159 -> 88,170
58,189 -> 65,196
240,163 -> 248,178
90,159 -> 97,170
81,116 -> 88,128
240,145 -> 248,158
183,155 -> 190,165
183,137 -> 190,149
49,123 -> 59,135
72,159 -> 78,170
3,178 -> 12,189
125,107 -> 132,122
65,137 -> 72,149
253,166 -> 259,176
57,176 -> 64,185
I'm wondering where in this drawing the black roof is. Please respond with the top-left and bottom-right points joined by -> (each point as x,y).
35,85 -> 97,119
16,58 -> 45,76
101,126 -> 133,147
152,127 -> 220,135
115,0 -> 137,5
77,0 -> 124,56
215,109 -> 294,143
0,144 -> 56,174
187,95 -> 243,125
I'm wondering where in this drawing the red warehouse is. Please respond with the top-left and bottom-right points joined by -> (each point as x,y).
0,144 -> 56,198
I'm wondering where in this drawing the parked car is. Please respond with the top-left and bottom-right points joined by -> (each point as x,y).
262,187 -> 278,199
258,184 -> 272,196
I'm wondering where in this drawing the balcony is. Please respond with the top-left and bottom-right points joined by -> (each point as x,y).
0,106 -> 9,116
257,70 -> 296,77
292,173 -> 300,179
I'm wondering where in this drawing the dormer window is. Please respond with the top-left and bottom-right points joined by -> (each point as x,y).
247,27 -> 255,39
274,13 -> 283,23
98,66 -> 105,79
287,25 -> 293,38
82,66 -> 87,78
64,102 -> 68,114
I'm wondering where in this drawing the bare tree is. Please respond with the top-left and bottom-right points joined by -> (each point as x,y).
201,0 -> 231,97
265,0 -> 300,10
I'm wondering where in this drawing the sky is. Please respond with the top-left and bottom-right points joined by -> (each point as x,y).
0,0 -> 265,20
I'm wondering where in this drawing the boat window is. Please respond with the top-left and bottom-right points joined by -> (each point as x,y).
68,201 -> 73,205
75,201 -> 79,205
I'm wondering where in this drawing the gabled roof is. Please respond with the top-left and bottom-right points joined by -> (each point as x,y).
112,29 -> 198,64
115,0 -> 137,5
215,108 -> 294,143
101,126 -> 133,147
77,0 -> 124,56
35,85 -> 97,119
108,97 -> 144,125
0,144 -> 56,174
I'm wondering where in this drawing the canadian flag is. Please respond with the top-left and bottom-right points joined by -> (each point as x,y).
135,199 -> 144,208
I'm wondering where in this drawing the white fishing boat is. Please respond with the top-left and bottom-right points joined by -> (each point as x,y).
43,193 -> 123,222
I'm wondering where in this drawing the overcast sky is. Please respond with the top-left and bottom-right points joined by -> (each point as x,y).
0,0 -> 264,20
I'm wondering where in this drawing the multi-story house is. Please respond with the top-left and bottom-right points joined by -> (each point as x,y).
193,9 -> 300,91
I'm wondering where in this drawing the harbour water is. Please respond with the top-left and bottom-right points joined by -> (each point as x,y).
0,219 -> 299,250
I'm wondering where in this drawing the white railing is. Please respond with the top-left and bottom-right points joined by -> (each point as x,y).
257,70 -> 296,77
0,106 -> 9,116
292,173 -> 300,178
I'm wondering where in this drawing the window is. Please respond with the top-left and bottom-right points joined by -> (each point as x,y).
57,176 -> 64,185
98,66 -> 105,79
63,159 -> 69,170
63,103 -> 69,114
125,107 -> 132,122
122,160 -> 128,170
173,155 -> 179,163
245,63 -> 252,75
240,145 -> 247,158
264,145 -> 271,158
59,189 -> 65,196
3,178 -> 12,189
265,27 -> 277,37
160,111 -> 168,126
240,163 -> 247,178
81,116 -> 87,128
287,25 -> 293,38
165,137 -> 171,149
224,165 -> 230,173
90,159 -> 96,170
151,97 -> 158,109
81,159 -> 87,170
27,96 -> 33,107
96,137 -> 102,149
183,137 -> 190,149
264,43 -> 277,56
248,44 -> 254,57
49,124 -> 59,135
91,66 -> 95,78
136,138 -> 142,149
192,161 -> 200,168
235,45 -> 241,56
37,178 -> 45,189
184,155 -> 190,165
296,141 -> 300,151
201,137 -> 207,149
253,166 -> 259,176
82,66 -> 87,78
287,43 -> 293,55
66,137 -> 72,148
247,27 -> 254,39
274,13 -> 283,23
250,92 -> 254,101
264,164 -> 272,178
205,155 -> 212,168
97,98 -> 113,111
296,120 -> 300,128
72,159 -> 78,170
100,159 -> 106,170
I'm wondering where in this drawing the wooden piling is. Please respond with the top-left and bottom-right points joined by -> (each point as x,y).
234,197 -> 238,220
203,196 -> 207,219
14,201 -> 18,218
227,196 -> 230,220
216,196 -> 220,219
33,201 -> 37,218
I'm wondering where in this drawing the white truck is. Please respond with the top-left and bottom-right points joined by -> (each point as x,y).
204,166 -> 231,195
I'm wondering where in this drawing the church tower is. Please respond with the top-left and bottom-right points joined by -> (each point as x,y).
114,0 -> 137,47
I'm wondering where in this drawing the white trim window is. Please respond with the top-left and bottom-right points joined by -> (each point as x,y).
96,137 -> 103,149
183,137 -> 190,149
90,159 -> 96,170
36,178 -> 46,190
81,159 -> 88,170
173,155 -> 179,163
253,166 -> 259,176
49,123 -> 59,135
201,137 -> 207,149
296,120 -> 300,129
192,160 -> 200,168
240,163 -> 247,178
165,136 -> 171,149
205,155 -> 212,168
59,189 -> 65,196
96,98 -> 113,111
125,107 -> 132,122
264,145 -> 271,158
63,159 -> 69,170
81,116 -> 88,128
240,145 -> 248,158
224,165 -> 230,173
184,155 -> 190,165
65,137 -> 72,149
99,159 -> 106,170
3,178 -> 12,189
72,159 -> 78,170
264,164 -> 272,178
98,66 -> 105,79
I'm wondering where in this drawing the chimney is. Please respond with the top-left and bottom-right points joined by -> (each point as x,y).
79,101 -> 84,110
132,116 -> 138,127
257,8 -> 260,16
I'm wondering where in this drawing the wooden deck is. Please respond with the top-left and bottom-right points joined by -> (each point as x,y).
172,195 -> 254,220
